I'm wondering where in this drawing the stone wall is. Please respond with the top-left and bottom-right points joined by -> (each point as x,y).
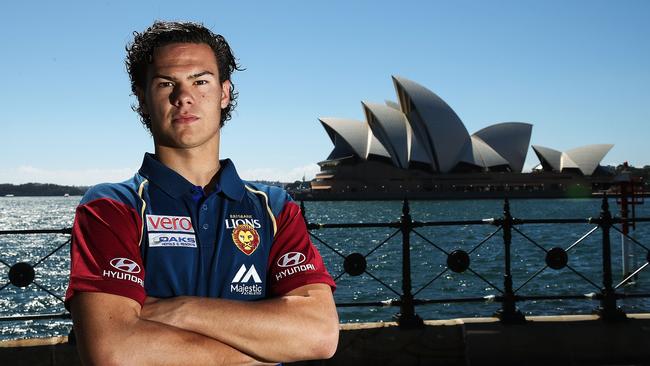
2,314 -> 649,365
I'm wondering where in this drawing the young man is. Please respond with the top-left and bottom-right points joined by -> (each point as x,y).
65,21 -> 338,365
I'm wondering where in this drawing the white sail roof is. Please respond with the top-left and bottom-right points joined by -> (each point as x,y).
392,75 -> 470,173
385,100 -> 401,111
565,144 -> 614,175
319,118 -> 370,159
458,136 -> 510,169
473,122 -> 532,173
362,102 -> 411,169
532,144 -> 613,175
318,76 -> 613,177
531,145 -> 563,171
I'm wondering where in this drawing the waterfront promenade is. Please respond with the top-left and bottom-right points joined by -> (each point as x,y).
2,314 -> 650,365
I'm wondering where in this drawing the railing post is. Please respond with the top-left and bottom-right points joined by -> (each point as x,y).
595,195 -> 626,321
396,198 -> 423,328
495,198 -> 525,323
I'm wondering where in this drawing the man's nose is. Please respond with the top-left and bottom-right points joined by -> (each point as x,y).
170,83 -> 193,107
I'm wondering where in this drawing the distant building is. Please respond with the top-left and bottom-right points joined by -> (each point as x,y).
304,76 -> 614,200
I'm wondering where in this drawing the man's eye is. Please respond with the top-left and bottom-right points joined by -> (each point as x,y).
158,82 -> 174,88
195,80 -> 208,85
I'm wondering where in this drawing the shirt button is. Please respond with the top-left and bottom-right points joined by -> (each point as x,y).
202,224 -> 209,230
202,205 -> 208,211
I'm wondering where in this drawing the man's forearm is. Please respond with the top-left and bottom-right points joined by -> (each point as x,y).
141,284 -> 339,363
71,293 -> 273,366
80,317 -> 267,366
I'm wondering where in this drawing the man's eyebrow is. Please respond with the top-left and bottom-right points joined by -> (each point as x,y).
152,74 -> 176,81
189,71 -> 215,79
152,71 -> 215,81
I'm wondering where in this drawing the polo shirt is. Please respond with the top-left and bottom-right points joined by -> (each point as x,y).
65,153 -> 335,307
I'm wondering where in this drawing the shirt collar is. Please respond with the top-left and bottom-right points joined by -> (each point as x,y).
214,158 -> 245,201
138,153 -> 245,201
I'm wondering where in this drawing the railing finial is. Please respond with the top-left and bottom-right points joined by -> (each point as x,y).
601,193 -> 609,213
402,197 -> 410,216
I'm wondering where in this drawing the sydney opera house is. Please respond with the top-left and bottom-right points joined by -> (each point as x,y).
303,76 -> 615,200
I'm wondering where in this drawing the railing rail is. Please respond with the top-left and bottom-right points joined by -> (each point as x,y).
301,196 -> 650,327
1,197 -> 649,332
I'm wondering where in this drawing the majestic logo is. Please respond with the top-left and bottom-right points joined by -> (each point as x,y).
109,258 -> 141,274
146,215 -> 194,233
230,264 -> 263,296
231,264 -> 262,284
277,252 -> 306,268
232,224 -> 260,255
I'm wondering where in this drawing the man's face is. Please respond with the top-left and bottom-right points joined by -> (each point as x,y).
139,43 -> 230,150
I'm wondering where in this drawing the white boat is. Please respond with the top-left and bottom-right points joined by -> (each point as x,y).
4,194 -> 14,197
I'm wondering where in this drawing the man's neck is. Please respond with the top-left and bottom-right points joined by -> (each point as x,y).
154,145 -> 221,192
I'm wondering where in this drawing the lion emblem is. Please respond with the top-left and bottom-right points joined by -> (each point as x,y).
232,224 -> 260,255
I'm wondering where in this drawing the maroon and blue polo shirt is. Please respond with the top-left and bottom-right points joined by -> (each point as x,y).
65,153 -> 334,307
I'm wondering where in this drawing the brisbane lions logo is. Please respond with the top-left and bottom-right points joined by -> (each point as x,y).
232,224 -> 260,255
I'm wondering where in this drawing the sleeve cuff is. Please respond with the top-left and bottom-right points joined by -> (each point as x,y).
65,277 -> 147,310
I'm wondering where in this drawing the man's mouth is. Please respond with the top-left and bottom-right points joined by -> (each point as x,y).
172,114 -> 199,124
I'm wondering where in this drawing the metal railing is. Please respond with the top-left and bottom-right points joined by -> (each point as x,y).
1,196 -> 649,332
302,196 -> 650,327
0,228 -> 71,323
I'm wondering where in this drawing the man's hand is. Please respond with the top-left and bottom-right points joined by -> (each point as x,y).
140,284 -> 339,363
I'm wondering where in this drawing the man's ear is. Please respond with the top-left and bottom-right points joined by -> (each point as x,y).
220,80 -> 231,109
135,87 -> 149,115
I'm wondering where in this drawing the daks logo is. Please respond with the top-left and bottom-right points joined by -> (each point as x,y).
277,252 -> 306,268
230,264 -> 263,296
110,258 -> 141,274
149,233 -> 197,248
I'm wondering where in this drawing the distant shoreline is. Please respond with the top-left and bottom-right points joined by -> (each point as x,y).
0,180 -> 288,197
0,183 -> 88,197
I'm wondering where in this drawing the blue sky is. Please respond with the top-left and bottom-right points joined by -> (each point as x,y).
1,0 -> 648,185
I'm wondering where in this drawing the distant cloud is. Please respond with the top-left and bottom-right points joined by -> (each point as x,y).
0,166 -> 136,186
239,163 -> 320,183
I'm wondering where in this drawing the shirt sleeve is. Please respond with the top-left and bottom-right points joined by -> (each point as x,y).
267,200 -> 336,296
65,197 -> 146,309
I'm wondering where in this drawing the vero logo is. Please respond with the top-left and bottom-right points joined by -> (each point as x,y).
146,215 -> 194,233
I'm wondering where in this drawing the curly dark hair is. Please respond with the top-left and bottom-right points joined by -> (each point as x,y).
125,21 -> 242,129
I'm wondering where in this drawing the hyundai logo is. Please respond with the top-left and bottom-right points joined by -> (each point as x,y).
110,258 -> 141,274
277,252 -> 306,268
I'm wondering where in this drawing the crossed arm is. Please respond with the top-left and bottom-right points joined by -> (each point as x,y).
71,284 -> 339,365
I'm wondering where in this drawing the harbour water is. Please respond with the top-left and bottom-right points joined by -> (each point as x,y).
1,196 -> 649,340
